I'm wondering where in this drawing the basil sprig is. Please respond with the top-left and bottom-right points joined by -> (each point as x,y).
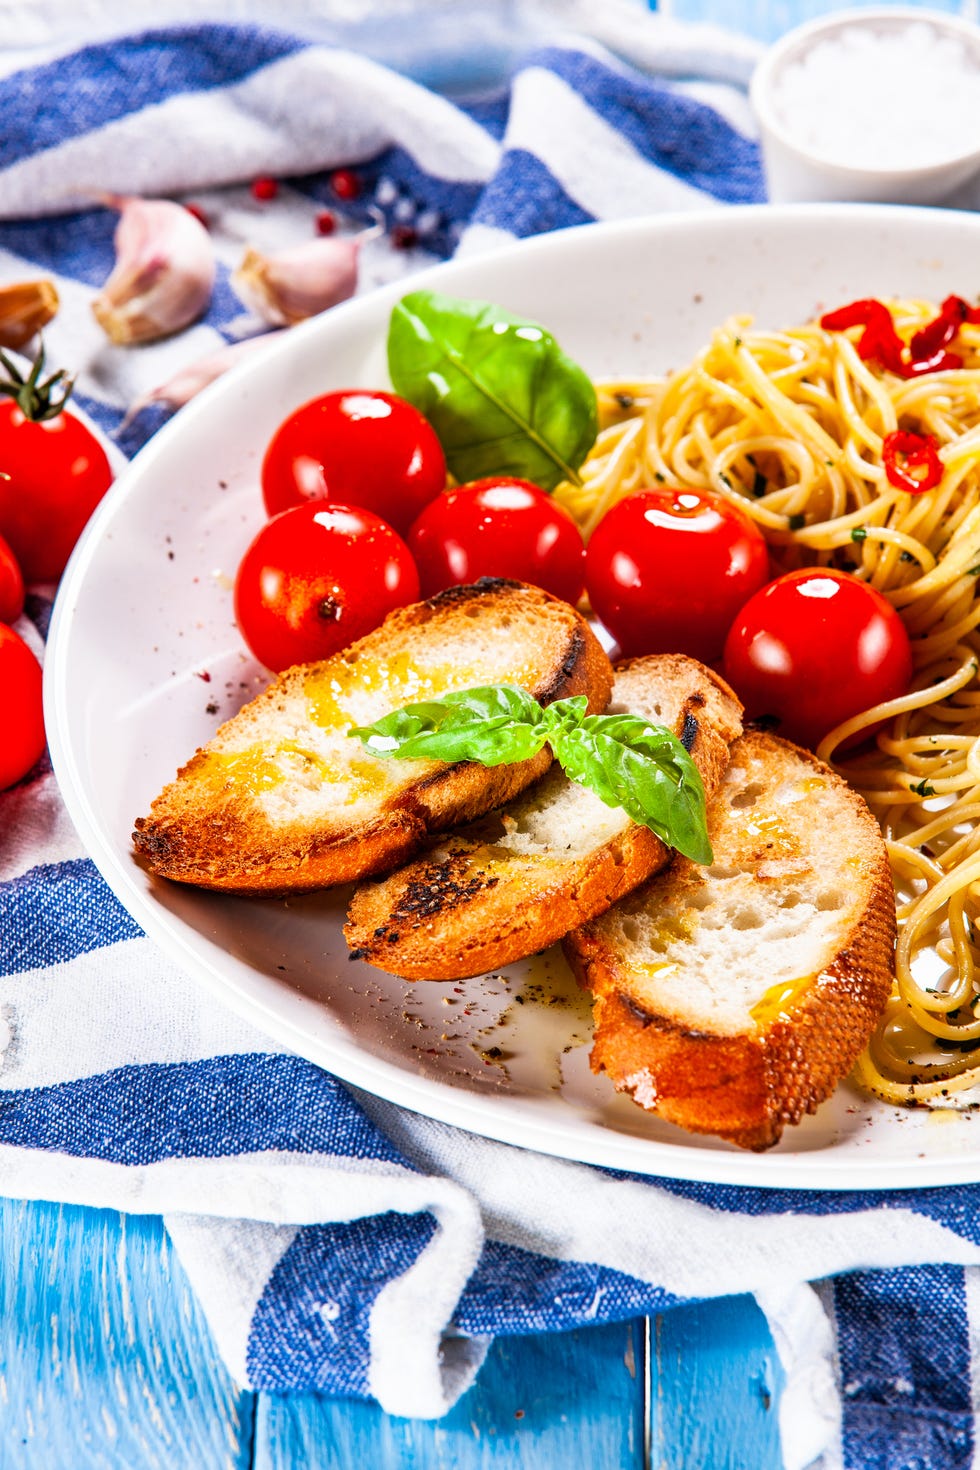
386,291 -> 598,491
349,685 -> 712,864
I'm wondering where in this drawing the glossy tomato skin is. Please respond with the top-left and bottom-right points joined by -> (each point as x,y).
261,390 -> 446,535
408,478 -> 586,605
0,404 -> 113,582
722,567 -> 914,749
0,532 -> 25,623
584,487 -> 770,662
234,502 -> 420,672
0,624 -> 45,789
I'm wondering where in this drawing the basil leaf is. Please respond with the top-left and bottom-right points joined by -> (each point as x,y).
387,290 -> 598,491
433,684 -> 544,725
350,683 -> 547,765
580,713 -> 694,763
540,693 -> 590,738
550,724 -> 713,865
347,681 -> 712,863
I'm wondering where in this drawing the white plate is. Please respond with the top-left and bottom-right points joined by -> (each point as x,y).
45,203 -> 980,1190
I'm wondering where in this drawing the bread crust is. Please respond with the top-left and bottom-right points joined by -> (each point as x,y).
132,580 -> 612,895
344,656 -> 743,979
565,730 -> 897,1150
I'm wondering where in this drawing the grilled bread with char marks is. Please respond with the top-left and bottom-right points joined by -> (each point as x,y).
565,730 -> 895,1151
132,579 -> 613,896
344,655 -> 743,979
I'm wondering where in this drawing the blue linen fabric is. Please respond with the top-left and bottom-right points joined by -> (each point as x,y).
2,7 -> 978,1465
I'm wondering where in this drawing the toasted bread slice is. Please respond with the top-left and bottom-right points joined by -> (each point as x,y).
133,579 -> 613,895
344,655 -> 743,979
565,730 -> 895,1151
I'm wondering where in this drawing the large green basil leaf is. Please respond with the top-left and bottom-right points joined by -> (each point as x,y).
349,684 -> 547,765
347,680 -> 712,862
580,713 -> 697,765
539,694 -> 590,739
387,291 -> 598,491
550,724 -> 713,865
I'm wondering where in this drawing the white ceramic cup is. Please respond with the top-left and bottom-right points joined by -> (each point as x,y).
750,7 -> 980,205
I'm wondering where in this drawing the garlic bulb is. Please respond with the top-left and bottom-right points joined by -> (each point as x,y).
92,194 -> 216,345
118,332 -> 283,429
230,218 -> 381,327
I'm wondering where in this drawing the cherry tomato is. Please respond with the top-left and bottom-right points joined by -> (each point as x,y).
584,488 -> 770,662
407,478 -> 586,604
0,403 -> 113,583
722,567 -> 914,749
261,390 -> 446,535
0,623 -> 44,789
0,532 -> 25,623
234,502 -> 420,671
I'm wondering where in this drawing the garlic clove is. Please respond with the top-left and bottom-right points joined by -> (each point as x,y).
118,332 -> 284,430
92,193 -> 216,346
230,233 -> 368,327
0,278 -> 59,350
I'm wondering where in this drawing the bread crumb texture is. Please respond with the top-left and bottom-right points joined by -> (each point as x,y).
344,654 -> 743,980
132,581 -> 612,894
567,729 -> 896,1150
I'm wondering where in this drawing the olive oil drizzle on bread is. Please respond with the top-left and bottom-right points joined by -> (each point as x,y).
132,580 -> 613,896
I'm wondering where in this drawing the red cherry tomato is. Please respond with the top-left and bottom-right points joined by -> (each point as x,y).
0,624 -> 45,789
0,403 -> 113,583
261,390 -> 447,535
408,478 -> 586,604
234,502 -> 420,671
584,488 -> 770,662
0,532 -> 25,623
722,567 -> 914,749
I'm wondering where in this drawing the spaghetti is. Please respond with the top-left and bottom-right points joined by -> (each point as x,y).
555,301 -> 980,1107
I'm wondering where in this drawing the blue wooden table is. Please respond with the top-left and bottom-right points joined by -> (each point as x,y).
1,1197 -> 785,1468
8,1 -> 971,1466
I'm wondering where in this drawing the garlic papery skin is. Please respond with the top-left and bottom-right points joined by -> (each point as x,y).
118,332 -> 283,429
92,194 -> 216,346
231,236 -> 364,327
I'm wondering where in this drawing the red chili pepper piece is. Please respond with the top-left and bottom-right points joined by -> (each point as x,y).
908,294 -> 966,364
822,295 -> 977,378
934,294 -> 980,327
902,348 -> 963,377
882,430 -> 943,494
860,317 -> 907,376
820,299 -> 906,375
820,299 -> 886,332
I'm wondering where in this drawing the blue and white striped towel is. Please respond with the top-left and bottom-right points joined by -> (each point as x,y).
3,5 -> 979,1466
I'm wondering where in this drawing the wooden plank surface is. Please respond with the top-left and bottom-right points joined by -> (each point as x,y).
255,1319 -> 647,1470
0,1199 -> 253,1470
653,1297 -> 785,1470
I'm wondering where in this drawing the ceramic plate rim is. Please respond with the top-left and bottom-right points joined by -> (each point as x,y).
45,202 -> 980,1191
